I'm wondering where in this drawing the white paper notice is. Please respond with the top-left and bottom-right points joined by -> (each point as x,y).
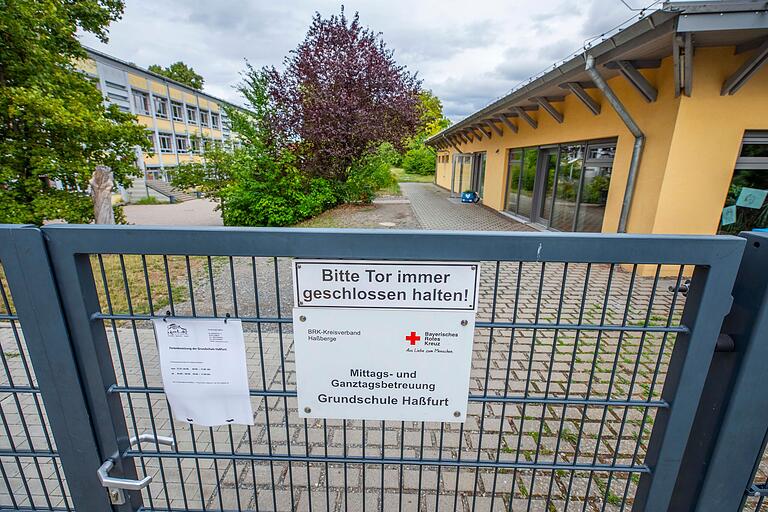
152,318 -> 253,427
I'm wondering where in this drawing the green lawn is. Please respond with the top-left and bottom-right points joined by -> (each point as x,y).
390,167 -> 434,183
379,167 -> 434,196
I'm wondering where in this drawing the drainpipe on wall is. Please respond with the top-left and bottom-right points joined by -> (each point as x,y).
585,55 -> 645,233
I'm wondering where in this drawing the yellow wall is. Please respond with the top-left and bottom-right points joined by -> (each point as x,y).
150,81 -> 166,96
128,73 -> 147,89
155,119 -> 172,132
78,58 -> 98,76
438,46 -> 768,235
652,47 -> 768,234
136,114 -> 153,129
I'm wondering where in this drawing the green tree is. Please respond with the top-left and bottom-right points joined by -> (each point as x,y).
0,0 -> 151,225
148,61 -> 204,90
172,64 -> 337,226
415,90 -> 451,141
401,90 -> 451,175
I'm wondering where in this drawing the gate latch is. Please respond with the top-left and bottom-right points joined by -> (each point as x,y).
749,484 -> 768,497
98,433 -> 175,504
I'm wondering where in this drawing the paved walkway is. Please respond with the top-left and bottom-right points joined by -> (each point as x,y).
124,199 -> 223,226
400,183 -> 533,231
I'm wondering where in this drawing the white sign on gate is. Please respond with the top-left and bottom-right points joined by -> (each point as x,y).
292,260 -> 479,423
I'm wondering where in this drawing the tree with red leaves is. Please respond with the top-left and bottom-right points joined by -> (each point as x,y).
265,8 -> 422,181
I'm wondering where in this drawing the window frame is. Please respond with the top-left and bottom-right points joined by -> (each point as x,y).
186,106 -> 198,124
175,135 -> 189,154
154,96 -> 169,119
735,131 -> 768,170
158,132 -> 174,153
199,110 -> 210,127
211,112 -> 220,129
132,90 -> 150,115
504,137 -> 617,232
171,101 -> 184,122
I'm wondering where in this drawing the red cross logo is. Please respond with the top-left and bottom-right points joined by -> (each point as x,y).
405,331 -> 420,345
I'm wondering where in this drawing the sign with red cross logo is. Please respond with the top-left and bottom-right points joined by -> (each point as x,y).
292,260 -> 479,423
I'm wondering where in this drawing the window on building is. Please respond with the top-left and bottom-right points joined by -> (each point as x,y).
158,133 -> 174,153
175,135 -> 189,154
720,131 -> 768,234
504,138 -> 615,232
200,110 -> 210,127
189,137 -> 200,153
132,91 -> 150,115
154,96 -> 168,119
211,112 -> 220,129
171,101 -> 184,122
145,166 -> 162,180
186,106 -> 198,124
145,131 -> 156,153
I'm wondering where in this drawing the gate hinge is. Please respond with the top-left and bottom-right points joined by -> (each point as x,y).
749,484 -> 768,497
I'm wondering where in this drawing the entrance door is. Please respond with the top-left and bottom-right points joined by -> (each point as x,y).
470,152 -> 487,199
532,148 -> 558,225
450,154 -> 472,197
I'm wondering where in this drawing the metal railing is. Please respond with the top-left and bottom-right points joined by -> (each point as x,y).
3,224 -> 766,511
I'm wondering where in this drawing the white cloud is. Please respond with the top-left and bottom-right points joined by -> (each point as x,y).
79,0 -> 645,122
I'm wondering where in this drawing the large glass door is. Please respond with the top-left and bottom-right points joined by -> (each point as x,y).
534,148 -> 558,225
504,139 -> 616,231
450,153 -> 472,197
470,152 -> 487,199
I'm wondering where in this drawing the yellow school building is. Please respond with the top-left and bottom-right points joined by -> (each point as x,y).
427,1 -> 768,235
79,47 -> 241,185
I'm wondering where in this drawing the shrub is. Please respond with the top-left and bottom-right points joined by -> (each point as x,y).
401,145 -> 436,175
220,150 -> 337,226
134,195 -> 160,205
341,147 -> 397,203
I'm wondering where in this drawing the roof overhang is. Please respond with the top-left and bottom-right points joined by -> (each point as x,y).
427,1 -> 768,145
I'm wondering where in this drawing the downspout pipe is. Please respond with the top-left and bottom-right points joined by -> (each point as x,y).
585,55 -> 645,233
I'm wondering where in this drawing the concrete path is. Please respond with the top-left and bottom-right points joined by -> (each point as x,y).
400,183 -> 533,231
124,199 -> 223,226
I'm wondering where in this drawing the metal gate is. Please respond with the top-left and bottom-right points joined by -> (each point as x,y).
0,224 -> 756,511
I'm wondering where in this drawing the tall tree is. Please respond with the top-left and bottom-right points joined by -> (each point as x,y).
148,61 -> 204,90
401,90 -> 451,175
415,90 -> 451,141
265,8 -> 422,181
0,0 -> 151,225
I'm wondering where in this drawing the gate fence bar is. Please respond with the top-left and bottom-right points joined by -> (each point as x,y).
39,225 -> 743,512
0,225 -> 112,510
684,232 -> 768,511
0,223 -> 759,511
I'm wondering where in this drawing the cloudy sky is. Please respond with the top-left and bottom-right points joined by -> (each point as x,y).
79,0 -> 661,122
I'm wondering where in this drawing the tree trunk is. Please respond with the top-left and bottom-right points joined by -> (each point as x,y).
90,165 -> 115,224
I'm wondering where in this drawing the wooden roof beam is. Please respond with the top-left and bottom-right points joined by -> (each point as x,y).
560,82 -> 601,115
511,107 -> 538,129
530,96 -> 563,123
616,60 -> 658,102
498,115 -> 518,133
485,119 -> 503,137
722,38 -> 768,95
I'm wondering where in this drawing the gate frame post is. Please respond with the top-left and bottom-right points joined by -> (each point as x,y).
42,229 -> 143,511
0,225 -> 114,510
691,232 -> 768,511
631,239 -> 744,511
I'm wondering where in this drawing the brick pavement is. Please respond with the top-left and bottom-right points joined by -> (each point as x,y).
400,183 -> 533,232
